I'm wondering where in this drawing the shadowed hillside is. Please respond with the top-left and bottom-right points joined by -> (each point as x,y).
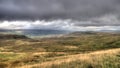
0,34 -> 29,39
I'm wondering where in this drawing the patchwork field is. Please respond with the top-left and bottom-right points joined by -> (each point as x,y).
0,32 -> 120,68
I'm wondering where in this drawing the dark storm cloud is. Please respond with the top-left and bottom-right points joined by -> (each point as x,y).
0,0 -> 119,20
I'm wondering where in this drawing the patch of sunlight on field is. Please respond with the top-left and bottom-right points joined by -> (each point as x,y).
0,52 -> 26,61
64,46 -> 78,49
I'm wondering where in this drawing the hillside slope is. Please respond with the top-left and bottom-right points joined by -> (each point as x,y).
0,32 -> 120,68
19,48 -> 120,68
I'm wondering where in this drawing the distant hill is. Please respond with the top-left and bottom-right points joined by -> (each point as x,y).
66,31 -> 120,37
0,34 -> 28,39
0,29 -> 69,36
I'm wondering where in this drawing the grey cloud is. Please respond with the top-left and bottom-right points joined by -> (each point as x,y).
0,0 -> 119,20
0,0 -> 120,26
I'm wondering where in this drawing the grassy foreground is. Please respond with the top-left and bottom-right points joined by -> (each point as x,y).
0,32 -> 120,68
31,48 -> 120,68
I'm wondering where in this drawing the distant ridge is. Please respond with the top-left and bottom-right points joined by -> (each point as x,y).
0,29 -> 70,36
66,31 -> 120,37
0,34 -> 28,39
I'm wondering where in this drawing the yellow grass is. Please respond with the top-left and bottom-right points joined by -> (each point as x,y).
64,46 -> 78,49
18,48 -> 120,68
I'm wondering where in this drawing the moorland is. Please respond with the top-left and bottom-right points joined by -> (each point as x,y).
0,32 -> 120,68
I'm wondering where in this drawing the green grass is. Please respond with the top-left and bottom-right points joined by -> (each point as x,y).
0,53 -> 22,62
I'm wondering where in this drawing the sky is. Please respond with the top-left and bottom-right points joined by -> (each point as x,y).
0,0 -> 120,31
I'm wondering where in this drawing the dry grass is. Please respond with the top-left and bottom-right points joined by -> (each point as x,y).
64,46 -> 78,49
18,48 -> 120,68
